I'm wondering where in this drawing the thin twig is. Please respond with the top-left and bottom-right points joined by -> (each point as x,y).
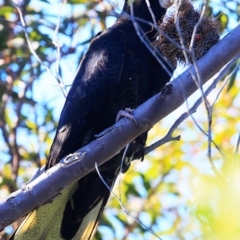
95,162 -> 162,240
138,55 -> 240,165
11,2 -> 67,97
121,170 -> 171,240
173,0 -> 221,175
0,16 -> 22,26
128,3 -> 173,77
118,143 -> 130,204
52,0 -> 66,90
174,0 -> 190,64
145,0 -> 157,26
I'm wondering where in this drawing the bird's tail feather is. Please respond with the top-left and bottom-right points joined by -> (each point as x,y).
10,183 -> 78,240
72,199 -> 104,240
10,176 -> 114,240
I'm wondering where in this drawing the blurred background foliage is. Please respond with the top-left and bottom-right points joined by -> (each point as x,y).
0,0 -> 239,239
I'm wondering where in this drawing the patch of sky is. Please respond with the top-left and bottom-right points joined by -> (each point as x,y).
133,159 -> 152,174
153,214 -> 177,238
100,208 -> 126,239
177,168 -> 193,201
3,225 -> 14,235
132,175 -> 148,197
236,121 -> 240,132
164,169 -> 179,183
16,128 -> 39,153
106,15 -> 117,27
187,148 -> 224,175
139,211 -> 151,226
0,152 -> 11,168
0,69 -> 7,81
10,63 -> 19,72
97,225 -> 115,240
161,192 -> 179,210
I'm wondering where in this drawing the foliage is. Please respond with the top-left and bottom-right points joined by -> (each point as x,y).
0,0 -> 239,239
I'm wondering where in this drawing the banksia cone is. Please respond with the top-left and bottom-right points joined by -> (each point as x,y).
155,0 -> 220,66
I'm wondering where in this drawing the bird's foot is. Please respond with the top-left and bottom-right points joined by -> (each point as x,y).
116,108 -> 138,126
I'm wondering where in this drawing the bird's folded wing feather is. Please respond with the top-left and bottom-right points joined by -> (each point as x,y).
47,26 -> 128,168
11,26 -> 128,240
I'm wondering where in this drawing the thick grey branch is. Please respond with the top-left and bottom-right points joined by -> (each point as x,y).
143,53 -> 240,157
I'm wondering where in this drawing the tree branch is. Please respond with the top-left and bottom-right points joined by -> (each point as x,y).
142,53 -> 239,158
0,24 -> 240,231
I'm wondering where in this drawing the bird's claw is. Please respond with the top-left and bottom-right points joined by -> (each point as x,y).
116,108 -> 138,126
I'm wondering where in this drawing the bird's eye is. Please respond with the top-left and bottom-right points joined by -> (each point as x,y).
195,33 -> 202,43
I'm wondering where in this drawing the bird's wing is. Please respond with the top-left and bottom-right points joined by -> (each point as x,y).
47,26 -> 127,168
11,27 -> 128,240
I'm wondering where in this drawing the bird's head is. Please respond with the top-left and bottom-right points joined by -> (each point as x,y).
154,0 -> 220,66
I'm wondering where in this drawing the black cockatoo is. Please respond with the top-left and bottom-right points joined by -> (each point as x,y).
11,0 -> 171,239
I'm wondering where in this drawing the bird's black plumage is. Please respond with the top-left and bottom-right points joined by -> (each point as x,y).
12,1 -> 172,239
48,1 -> 172,239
